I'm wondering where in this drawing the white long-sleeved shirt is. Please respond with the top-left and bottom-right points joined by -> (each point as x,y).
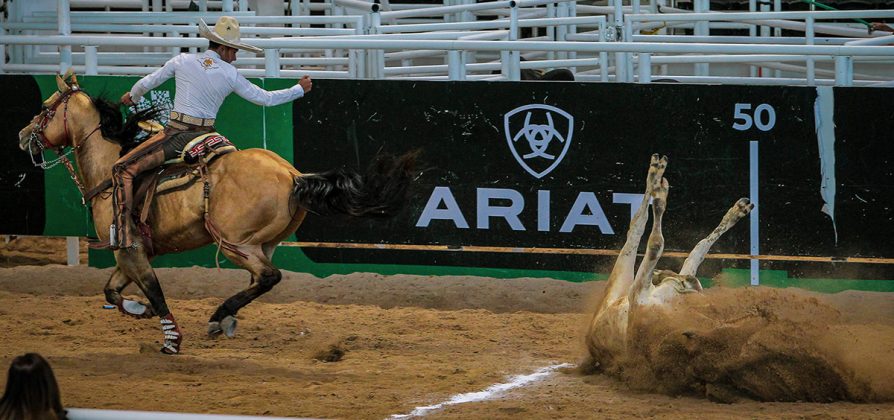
129,50 -> 304,119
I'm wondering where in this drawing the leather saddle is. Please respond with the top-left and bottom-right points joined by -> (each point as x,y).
128,122 -> 237,251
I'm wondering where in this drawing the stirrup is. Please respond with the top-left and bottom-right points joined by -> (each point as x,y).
109,224 -> 118,249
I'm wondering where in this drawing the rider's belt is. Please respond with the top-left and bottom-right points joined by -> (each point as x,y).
169,111 -> 215,127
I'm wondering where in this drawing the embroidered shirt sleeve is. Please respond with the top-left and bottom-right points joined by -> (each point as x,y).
130,54 -> 180,101
231,72 -> 304,106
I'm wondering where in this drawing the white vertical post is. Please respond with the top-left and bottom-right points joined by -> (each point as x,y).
222,0 -> 234,12
546,2 -> 556,62
357,50 -> 367,78
694,0 -> 708,76
749,140 -> 759,286
170,31 -> 180,56
447,50 -> 466,80
555,0 -> 567,62
624,16 -> 634,81
324,49 -> 334,72
612,0 -> 624,83
84,46 -> 98,75
0,19 -> 6,73
509,3 -> 519,39
748,0 -> 757,77
806,16 -> 815,86
349,50 -> 359,78
66,237 -> 79,266
189,30 -> 197,54
508,2 -> 520,81
9,0 -> 21,64
265,49 -> 280,77
567,1 -> 577,73
773,0 -> 781,78
199,0 -> 208,12
370,11 -> 383,79
303,0 -> 311,16
151,0 -> 162,53
637,53 -> 651,83
461,0 -> 474,22
58,0 -> 73,73
500,50 -> 510,79
834,56 -> 853,87
759,2 -> 770,78
598,21 -> 608,82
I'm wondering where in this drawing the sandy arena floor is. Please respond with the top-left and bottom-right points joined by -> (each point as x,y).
1,237 -> 893,419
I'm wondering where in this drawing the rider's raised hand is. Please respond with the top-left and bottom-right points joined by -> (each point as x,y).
120,91 -> 134,106
299,75 -> 312,94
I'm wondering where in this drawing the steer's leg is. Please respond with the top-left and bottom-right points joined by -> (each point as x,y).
630,176 -> 668,305
600,154 -> 667,305
679,198 -> 754,277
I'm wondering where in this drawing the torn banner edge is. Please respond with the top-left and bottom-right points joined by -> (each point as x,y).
814,86 -> 838,244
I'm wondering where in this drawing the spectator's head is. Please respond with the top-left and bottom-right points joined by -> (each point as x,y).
0,353 -> 66,420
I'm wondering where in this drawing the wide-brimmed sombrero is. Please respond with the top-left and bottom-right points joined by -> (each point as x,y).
198,16 -> 262,54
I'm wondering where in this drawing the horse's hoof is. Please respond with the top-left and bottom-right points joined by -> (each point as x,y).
207,321 -> 223,338
118,299 -> 155,319
220,315 -> 237,338
159,345 -> 179,355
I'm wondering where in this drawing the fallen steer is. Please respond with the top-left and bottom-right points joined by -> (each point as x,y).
582,154 -> 887,402
586,154 -> 754,372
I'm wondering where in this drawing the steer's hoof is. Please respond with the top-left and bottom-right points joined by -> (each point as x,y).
220,315 -> 238,338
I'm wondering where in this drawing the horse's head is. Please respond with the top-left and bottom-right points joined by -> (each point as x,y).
18,70 -> 84,154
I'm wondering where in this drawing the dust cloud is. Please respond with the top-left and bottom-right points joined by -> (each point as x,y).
586,286 -> 894,403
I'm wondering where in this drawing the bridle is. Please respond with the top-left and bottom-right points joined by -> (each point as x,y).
24,86 -> 103,204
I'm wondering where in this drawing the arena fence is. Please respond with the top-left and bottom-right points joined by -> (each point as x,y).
1,74 -> 892,291
2,1 -> 893,84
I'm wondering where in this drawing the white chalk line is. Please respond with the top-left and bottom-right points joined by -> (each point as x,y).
388,362 -> 573,419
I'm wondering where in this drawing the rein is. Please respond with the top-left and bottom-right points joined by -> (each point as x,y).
26,87 -> 104,205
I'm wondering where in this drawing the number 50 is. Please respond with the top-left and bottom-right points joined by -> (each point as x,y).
732,103 -> 776,132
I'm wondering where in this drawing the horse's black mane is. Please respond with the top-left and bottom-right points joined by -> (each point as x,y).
91,96 -> 162,153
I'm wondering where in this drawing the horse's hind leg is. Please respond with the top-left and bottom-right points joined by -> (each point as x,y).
207,245 -> 282,338
116,251 -> 182,354
679,198 -> 754,277
104,267 -> 155,319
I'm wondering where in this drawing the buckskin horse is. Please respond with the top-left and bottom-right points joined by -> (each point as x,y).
18,72 -> 417,354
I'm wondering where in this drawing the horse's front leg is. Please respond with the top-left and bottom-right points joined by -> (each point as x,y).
117,250 -> 182,354
104,267 -> 156,319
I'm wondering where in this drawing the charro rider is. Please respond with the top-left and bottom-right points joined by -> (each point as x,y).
112,16 -> 313,250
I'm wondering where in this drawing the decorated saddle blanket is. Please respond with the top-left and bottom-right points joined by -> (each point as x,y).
166,132 -> 237,165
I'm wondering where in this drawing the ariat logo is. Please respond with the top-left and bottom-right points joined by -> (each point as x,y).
503,104 -> 574,179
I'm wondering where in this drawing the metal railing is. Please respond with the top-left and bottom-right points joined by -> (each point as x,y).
1,0 -> 893,86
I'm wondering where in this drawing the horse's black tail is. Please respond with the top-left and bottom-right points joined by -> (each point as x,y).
292,150 -> 420,218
